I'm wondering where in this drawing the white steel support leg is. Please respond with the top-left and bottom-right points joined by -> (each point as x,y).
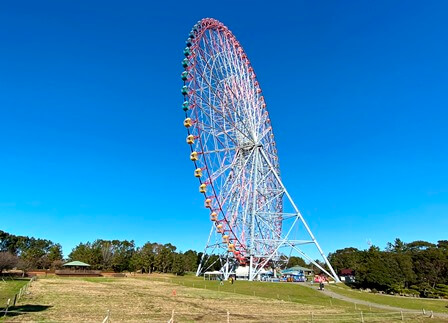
223,259 -> 230,280
259,148 -> 340,282
196,224 -> 215,276
249,147 -> 260,281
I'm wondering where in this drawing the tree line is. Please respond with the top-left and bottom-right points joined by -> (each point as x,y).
328,239 -> 448,298
2,230 -> 447,298
0,230 -> 202,276
68,240 -> 202,275
0,230 -> 63,272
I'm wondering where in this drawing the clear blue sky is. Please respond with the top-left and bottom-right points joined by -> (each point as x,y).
1,1 -> 447,258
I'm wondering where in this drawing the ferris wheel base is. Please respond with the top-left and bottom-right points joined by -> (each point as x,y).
195,147 -> 340,283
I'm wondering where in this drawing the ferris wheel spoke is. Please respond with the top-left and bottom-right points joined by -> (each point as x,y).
258,125 -> 273,144
195,45 -> 256,141
195,125 -> 236,155
193,80 -> 254,145
216,37 -> 261,138
218,148 -> 254,208
255,191 -> 284,214
193,101 -> 242,145
196,128 -> 237,179
206,159 -> 234,183
195,45 -> 239,111
200,147 -> 237,155
220,176 -> 253,249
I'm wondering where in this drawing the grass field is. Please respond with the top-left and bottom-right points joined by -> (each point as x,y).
148,274 -> 361,309
0,275 -> 439,322
327,283 -> 448,314
0,278 -> 28,305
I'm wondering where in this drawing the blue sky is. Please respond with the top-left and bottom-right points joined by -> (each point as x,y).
1,1 -> 447,258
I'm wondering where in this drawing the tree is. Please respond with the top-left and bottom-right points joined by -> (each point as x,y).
287,256 -> 307,268
386,238 -> 407,253
0,231 -> 62,269
0,252 -> 18,273
412,247 -> 446,289
183,250 -> 198,272
172,253 -> 186,275
154,244 -> 176,273
100,241 -> 113,269
110,240 -> 135,272
139,242 -> 158,273
310,259 -> 327,275
69,242 -> 99,267
328,247 -> 362,273
21,246 -> 46,269
407,241 -> 436,251
392,252 -> 415,289
356,246 -> 397,291
17,257 -> 33,275
437,240 -> 448,250
51,259 -> 64,270
48,244 -> 63,262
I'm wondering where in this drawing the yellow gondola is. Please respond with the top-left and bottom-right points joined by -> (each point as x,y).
183,118 -> 192,128
199,183 -> 206,193
194,168 -> 202,177
190,151 -> 198,161
204,198 -> 212,208
186,135 -> 194,144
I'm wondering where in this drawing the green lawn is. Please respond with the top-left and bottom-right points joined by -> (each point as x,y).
144,274 -> 376,312
0,276 -> 439,321
0,278 -> 29,306
0,276 -> 383,322
327,284 -> 448,314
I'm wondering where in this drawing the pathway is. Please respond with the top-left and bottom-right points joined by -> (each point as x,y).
306,284 -> 448,319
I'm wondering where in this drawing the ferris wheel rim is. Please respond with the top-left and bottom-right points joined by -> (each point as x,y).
182,18 -> 282,262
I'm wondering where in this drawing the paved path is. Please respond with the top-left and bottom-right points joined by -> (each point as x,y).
306,285 -> 448,319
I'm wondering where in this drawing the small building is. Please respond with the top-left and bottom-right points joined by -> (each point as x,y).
259,269 -> 275,281
234,266 -> 249,280
203,270 -> 222,280
339,268 -> 355,283
281,266 -> 313,282
55,261 -> 101,277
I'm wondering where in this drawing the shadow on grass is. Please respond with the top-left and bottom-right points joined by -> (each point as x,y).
1,304 -> 52,317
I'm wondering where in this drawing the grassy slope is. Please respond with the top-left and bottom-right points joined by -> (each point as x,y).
145,274 -> 378,312
327,284 -> 448,314
0,279 -> 28,306
3,276 -> 439,322
7,277 -> 354,321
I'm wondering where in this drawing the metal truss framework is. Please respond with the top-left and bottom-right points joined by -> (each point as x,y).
181,18 -> 340,282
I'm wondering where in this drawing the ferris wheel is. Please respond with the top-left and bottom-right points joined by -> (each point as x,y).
181,18 -> 339,282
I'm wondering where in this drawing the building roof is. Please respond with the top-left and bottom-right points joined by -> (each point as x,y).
63,261 -> 91,267
340,268 -> 354,275
235,266 -> 249,276
204,271 -> 221,275
283,266 -> 313,273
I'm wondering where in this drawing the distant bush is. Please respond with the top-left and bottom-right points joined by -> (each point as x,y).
328,239 -> 448,298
